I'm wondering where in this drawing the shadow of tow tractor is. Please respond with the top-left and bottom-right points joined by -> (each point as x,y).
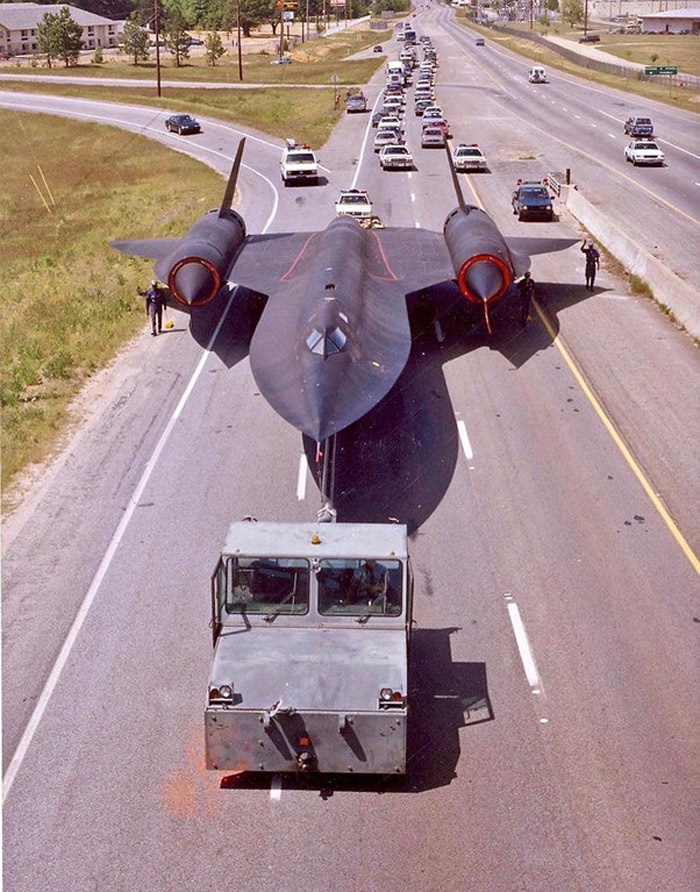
219,627 -> 493,796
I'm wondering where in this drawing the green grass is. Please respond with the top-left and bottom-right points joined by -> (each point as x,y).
0,23 -> 385,502
0,112 -> 224,501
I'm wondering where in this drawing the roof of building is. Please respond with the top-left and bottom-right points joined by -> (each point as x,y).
641,8 -> 700,19
0,3 -> 117,29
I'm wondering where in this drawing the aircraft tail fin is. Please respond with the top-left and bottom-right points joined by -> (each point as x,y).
219,138 -> 246,218
443,142 -> 468,213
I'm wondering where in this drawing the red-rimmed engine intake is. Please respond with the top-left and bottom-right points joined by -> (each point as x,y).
165,208 -> 246,307
443,206 -> 517,331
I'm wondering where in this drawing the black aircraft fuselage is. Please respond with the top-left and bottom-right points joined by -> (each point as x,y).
112,139 -> 572,443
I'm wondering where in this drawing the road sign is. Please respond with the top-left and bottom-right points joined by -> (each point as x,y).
644,65 -> 679,76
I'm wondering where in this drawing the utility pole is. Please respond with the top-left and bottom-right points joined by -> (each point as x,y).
236,0 -> 243,81
154,0 -> 161,97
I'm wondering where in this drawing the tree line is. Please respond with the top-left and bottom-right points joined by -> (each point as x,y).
26,0 -> 405,67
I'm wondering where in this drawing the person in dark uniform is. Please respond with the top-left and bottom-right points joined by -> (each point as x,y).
581,240 -> 600,291
145,279 -> 166,336
517,271 -> 536,328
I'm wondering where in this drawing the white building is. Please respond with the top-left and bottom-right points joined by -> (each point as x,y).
641,8 -> 700,34
0,3 -> 123,56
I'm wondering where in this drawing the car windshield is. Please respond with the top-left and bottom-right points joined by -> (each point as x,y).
340,195 -> 369,205
288,152 -> 315,163
636,143 -> 657,150
522,187 -> 548,199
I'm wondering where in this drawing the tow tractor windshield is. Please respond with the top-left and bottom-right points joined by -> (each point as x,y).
317,559 -> 402,617
226,558 -> 309,616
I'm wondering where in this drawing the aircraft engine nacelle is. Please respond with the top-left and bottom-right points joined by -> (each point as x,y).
443,207 -> 515,308
166,209 -> 246,307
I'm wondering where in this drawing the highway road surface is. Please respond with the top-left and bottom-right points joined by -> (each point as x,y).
2,7 -> 699,892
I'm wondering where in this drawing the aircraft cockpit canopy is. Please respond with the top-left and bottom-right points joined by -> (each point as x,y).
305,296 -> 350,358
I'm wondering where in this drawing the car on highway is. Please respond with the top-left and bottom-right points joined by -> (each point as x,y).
414,99 -> 433,116
376,115 -> 404,134
452,143 -> 488,172
334,189 -> 373,220
421,126 -> 446,148
346,92 -> 367,113
624,116 -> 654,137
511,179 -> 553,221
165,113 -> 201,135
475,36 -> 485,46
373,44 -> 384,53
382,97 -> 404,117
578,33 -> 600,42
624,140 -> 665,166
422,115 -> 451,139
378,144 -> 414,171
373,128 -> 401,152
280,139 -> 319,186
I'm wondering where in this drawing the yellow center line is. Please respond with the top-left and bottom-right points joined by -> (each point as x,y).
533,297 -> 700,577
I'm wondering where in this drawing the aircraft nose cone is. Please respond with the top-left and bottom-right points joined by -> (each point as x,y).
170,259 -> 219,306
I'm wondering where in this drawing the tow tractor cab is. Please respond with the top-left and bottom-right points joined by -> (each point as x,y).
206,522 -> 413,775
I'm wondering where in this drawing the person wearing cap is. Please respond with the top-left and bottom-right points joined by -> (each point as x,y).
581,240 -> 600,291
145,279 -> 166,336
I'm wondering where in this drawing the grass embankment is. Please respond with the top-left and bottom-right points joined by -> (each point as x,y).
0,113 -> 224,501
1,26 -> 385,504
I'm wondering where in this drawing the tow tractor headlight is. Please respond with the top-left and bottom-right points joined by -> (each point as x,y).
209,684 -> 234,704
378,687 -> 404,709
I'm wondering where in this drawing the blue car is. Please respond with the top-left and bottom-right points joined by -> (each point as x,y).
512,179 -> 553,221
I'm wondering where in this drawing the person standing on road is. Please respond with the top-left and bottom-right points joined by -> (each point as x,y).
581,240 -> 600,291
145,279 -> 166,336
516,271 -> 536,328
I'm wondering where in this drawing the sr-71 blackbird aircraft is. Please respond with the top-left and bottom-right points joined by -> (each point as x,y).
112,138 -> 571,444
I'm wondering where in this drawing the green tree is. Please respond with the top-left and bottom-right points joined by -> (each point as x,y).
163,1 -> 190,66
561,0 -> 583,27
120,13 -> 151,64
204,30 -> 226,65
37,6 -> 83,68
545,0 -> 559,10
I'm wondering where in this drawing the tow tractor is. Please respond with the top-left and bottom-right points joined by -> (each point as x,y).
206,520 -> 412,774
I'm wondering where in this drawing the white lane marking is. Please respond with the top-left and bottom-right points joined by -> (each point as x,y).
505,595 -> 542,691
270,775 -> 283,801
456,418 -> 473,461
2,287 -> 241,804
608,133 -> 617,139
590,123 -> 598,128
297,453 -> 308,500
434,318 -> 445,343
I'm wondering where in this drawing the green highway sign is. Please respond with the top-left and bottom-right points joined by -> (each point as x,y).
645,65 -> 679,75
